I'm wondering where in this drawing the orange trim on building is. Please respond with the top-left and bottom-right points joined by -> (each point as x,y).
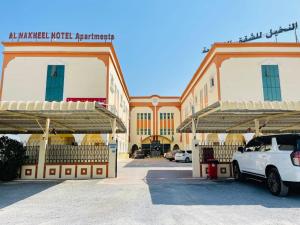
160,115 -> 163,134
130,95 -> 180,100
164,114 -> 167,131
171,116 -> 174,132
143,115 -> 147,131
129,102 -> 181,108
137,116 -> 140,132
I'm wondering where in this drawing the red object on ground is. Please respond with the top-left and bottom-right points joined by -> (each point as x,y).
207,159 -> 218,179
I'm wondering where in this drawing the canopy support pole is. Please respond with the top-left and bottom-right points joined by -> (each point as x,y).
254,119 -> 260,137
192,118 -> 200,177
37,118 -> 50,179
108,118 -> 117,178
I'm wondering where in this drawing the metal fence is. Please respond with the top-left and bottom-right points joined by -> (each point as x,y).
24,145 -> 40,164
46,145 -> 109,163
23,144 -> 109,164
198,143 -> 244,163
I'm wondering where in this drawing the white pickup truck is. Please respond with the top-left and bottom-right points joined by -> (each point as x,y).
232,134 -> 300,196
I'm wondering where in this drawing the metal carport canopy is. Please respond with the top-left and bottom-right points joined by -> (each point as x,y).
0,101 -> 126,134
177,101 -> 300,134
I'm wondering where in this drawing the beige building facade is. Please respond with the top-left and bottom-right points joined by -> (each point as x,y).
1,42 -> 300,156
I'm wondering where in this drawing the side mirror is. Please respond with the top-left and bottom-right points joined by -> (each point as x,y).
238,146 -> 244,153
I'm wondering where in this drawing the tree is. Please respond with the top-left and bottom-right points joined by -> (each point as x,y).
0,136 -> 26,181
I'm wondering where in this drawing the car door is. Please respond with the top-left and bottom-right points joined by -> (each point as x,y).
254,137 -> 272,176
186,150 -> 192,161
240,138 -> 261,173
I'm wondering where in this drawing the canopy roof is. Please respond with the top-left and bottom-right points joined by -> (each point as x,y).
177,101 -> 300,134
0,101 -> 126,134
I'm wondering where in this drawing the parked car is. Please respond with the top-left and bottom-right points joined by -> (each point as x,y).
133,150 -> 145,159
175,150 -> 192,163
232,134 -> 300,196
165,150 -> 180,161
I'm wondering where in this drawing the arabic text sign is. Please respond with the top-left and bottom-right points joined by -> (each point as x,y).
8,32 -> 115,42
202,22 -> 298,53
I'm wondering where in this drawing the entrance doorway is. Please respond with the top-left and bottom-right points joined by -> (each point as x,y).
141,135 -> 171,157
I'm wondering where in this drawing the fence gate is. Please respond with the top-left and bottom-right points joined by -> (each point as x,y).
21,144 -> 109,179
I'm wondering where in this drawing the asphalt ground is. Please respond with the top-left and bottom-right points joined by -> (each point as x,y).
0,158 -> 300,225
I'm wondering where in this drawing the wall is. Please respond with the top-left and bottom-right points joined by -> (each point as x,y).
108,58 -> 129,154
180,63 -> 219,149
220,57 -> 300,101
2,57 -> 106,101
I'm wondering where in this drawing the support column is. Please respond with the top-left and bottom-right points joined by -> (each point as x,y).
191,118 -> 200,177
108,118 -> 117,178
37,118 -> 50,179
254,119 -> 260,137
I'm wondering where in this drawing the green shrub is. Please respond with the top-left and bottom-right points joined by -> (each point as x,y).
0,136 -> 26,181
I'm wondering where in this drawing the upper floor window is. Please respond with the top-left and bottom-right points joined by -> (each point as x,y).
45,65 -> 65,102
261,65 -> 282,101
136,113 -> 151,135
210,77 -> 215,88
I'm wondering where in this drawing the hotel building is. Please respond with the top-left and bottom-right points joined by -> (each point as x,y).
1,42 -> 300,157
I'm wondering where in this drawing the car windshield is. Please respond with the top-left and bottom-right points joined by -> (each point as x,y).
277,135 -> 300,151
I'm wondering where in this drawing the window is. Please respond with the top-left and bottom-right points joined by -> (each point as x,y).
45,65 -> 65,101
261,65 -> 282,101
210,77 -> 215,88
246,136 -> 272,152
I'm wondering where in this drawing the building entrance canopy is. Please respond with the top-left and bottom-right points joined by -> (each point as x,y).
0,101 -> 126,134
177,101 -> 300,134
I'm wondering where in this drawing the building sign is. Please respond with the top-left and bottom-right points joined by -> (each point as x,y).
8,32 -> 115,42
202,22 -> 298,53
66,98 -> 106,104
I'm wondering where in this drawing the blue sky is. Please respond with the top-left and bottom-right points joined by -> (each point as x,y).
0,0 -> 299,96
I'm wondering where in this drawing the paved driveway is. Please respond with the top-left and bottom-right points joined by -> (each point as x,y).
0,158 -> 300,225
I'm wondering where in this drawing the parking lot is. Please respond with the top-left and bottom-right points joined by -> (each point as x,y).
0,158 -> 300,225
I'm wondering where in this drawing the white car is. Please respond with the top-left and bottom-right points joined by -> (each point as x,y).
232,134 -> 300,196
175,150 -> 192,163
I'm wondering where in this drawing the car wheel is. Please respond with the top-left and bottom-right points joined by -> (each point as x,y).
185,157 -> 190,163
168,159 -> 172,161
267,168 -> 289,196
233,162 -> 244,181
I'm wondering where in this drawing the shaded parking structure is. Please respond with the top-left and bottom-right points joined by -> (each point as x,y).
0,101 -> 126,179
177,101 -> 300,178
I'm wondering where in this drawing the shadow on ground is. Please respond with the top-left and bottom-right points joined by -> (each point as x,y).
124,158 -> 192,168
145,170 -> 300,208
0,181 -> 62,209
